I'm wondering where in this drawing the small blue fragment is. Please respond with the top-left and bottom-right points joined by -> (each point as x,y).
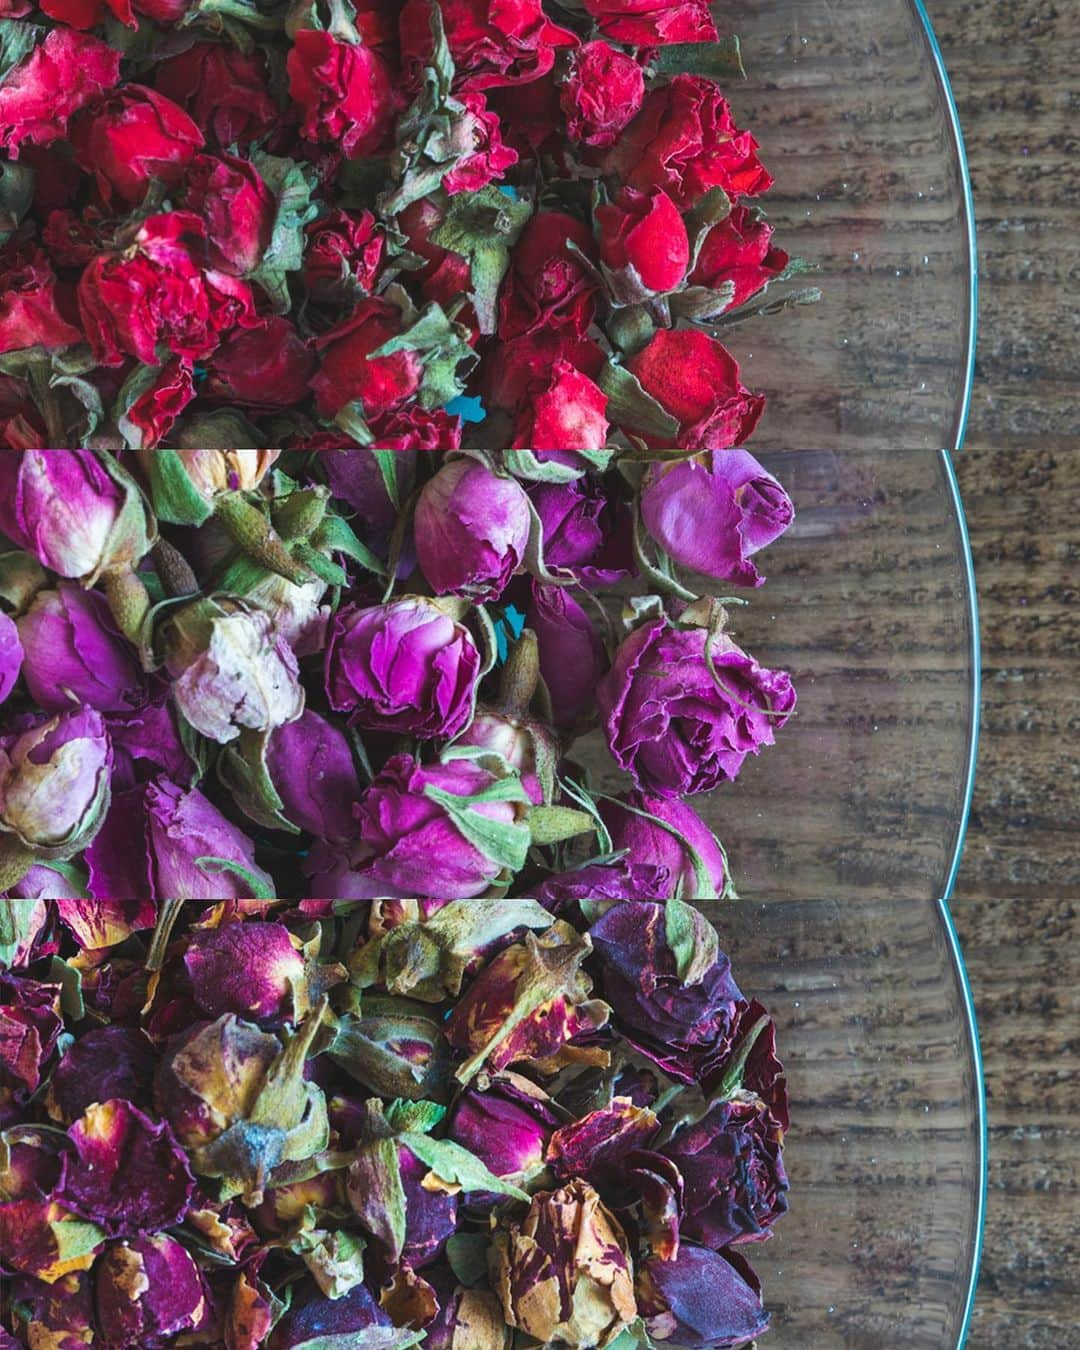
445,395 -> 487,424
498,185 -> 520,200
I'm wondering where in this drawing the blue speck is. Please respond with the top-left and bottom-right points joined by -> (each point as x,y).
498,185 -> 519,200
445,395 -> 487,424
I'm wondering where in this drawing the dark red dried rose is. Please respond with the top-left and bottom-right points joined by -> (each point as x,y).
511,358 -> 609,451
121,357 -> 196,448
71,84 -> 204,206
204,316 -> 316,410
0,238 -> 83,355
559,40 -> 645,148
183,152 -> 276,276
0,27 -> 120,155
498,210 -> 599,341
399,0 -> 578,91
583,0 -> 717,45
154,43 -> 278,150
689,203 -> 791,308
303,208 -> 385,305
310,298 -> 423,420
287,30 -> 395,159
597,185 -> 690,293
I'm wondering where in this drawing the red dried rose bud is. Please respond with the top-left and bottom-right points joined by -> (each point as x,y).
625,328 -> 765,449
39,0 -> 134,27
511,358 -> 610,451
560,40 -> 645,148
71,85 -> 203,206
499,210 -> 599,341
303,208 -> 385,305
154,42 -> 278,150
583,0 -> 717,45
442,92 -> 518,194
310,298 -> 423,420
0,238 -> 83,355
205,316 -> 317,410
287,29 -> 395,159
605,74 -> 773,209
597,186 -> 690,294
183,152 -> 276,276
119,357 -> 195,449
77,211 -> 258,368
689,203 -> 791,308
0,28 -> 120,156
400,0 -> 579,91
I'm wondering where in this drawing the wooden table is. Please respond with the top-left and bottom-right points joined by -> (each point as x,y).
904,7 -> 1078,1340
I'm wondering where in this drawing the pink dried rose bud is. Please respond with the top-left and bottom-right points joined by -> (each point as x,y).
415,457 -> 532,603
161,597 -> 305,745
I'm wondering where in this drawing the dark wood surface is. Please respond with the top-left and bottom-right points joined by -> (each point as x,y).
922,0 -> 1079,450
917,5 -> 1079,1333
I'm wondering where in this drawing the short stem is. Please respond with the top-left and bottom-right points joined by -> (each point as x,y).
152,538 -> 199,598
147,899 -> 186,971
103,566 -> 152,646
497,629 -> 540,717
0,835 -> 37,894
215,492 -> 314,586
27,365 -> 67,448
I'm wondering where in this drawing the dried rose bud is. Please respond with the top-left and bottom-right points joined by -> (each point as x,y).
137,448 -> 282,524
180,920 -> 341,1024
326,597 -> 482,740
265,710 -> 360,843
0,707 -> 112,858
492,1178 -> 637,1348
329,997 -> 451,1102
0,612 -> 23,707
640,449 -> 794,587
17,580 -> 147,713
161,597 -> 305,745
267,1281 -> 392,1350
46,1026 -> 156,1124
446,1073 -> 561,1183
445,923 -> 610,1083
415,457 -> 531,602
0,450 -> 152,584
547,1097 -> 660,1191
95,1233 -> 207,1347
600,792 -> 729,901
637,1245 -> 769,1349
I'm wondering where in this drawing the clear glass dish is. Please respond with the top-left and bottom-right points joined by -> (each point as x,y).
712,898 -> 986,1348
716,0 -> 977,449
583,449 -> 980,901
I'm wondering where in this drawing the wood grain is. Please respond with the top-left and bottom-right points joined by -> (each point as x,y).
921,0 -> 1080,448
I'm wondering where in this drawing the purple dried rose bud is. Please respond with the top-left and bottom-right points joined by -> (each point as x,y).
533,861 -> 673,906
17,580 -> 146,713
181,921 -> 309,1023
446,1072 -> 561,1182
641,449 -> 794,586
529,476 -> 608,571
589,901 -> 744,1084
323,448 -> 419,553
0,612 -> 23,706
546,1097 -> 661,1191
95,1233 -> 207,1347
86,777 -> 273,901
600,792 -> 728,900
492,1177 -> 637,1348
326,596 -> 481,739
0,974 -> 63,1105
0,450 -> 152,583
0,707 -> 112,858
309,754 -> 528,900
267,1281 -> 392,1350
58,1099 -> 195,1237
598,617 -> 796,798
415,457 -> 531,602
661,1093 -> 789,1249
45,1026 -> 156,1124
265,709 -> 361,842
445,924 -> 610,1083
161,597 -> 305,745
637,1244 -> 770,1349
525,580 -> 607,731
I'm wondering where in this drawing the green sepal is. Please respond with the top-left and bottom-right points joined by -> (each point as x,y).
596,362 -> 680,440
218,727 -> 301,835
143,448 -> 215,525
398,1131 -> 530,1201
369,300 -> 477,409
430,186 -> 533,335
248,151 -> 320,313
649,35 -> 745,82
422,775 -> 531,874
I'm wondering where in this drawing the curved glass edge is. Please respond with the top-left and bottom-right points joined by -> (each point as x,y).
940,449 -> 981,903
938,898 -> 988,1348
912,0 -> 979,449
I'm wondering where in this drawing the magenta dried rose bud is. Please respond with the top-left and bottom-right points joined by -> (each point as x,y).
600,792 -> 729,900
0,612 -> 23,707
415,457 -> 532,602
0,707 -> 112,860
492,1178 -> 637,1348
17,580 -> 146,713
546,1097 -> 661,1191
310,754 -> 529,900
86,777 -> 274,901
265,709 -> 361,842
325,597 -> 482,740
95,1233 -> 207,1347
640,450 -> 795,586
661,1094 -> 790,1249
638,1245 -> 770,1349
446,1073 -> 561,1183
589,901 -> 744,1084
0,450 -> 152,584
525,581 -> 607,732
58,1098 -> 195,1237
598,616 -> 796,798
533,860 -> 673,904
161,597 -> 305,745
180,921 -> 326,1024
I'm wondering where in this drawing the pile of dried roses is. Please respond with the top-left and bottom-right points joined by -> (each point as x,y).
0,0 -> 812,450
0,898 -> 790,1348
0,448 -> 795,902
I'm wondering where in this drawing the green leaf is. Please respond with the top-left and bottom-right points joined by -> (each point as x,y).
369,301 -> 477,409
248,151 -> 320,313
430,186 -> 534,335
312,513 -> 387,578
526,805 -> 596,847
399,1132 -> 530,1201
422,778 -> 532,874
384,1099 -> 447,1134
0,899 -> 43,968
650,36 -> 745,82
665,898 -> 720,983
289,1332 -> 425,1350
0,19 -> 41,80
332,402 -> 374,445
370,449 -> 403,509
195,857 -> 277,899
142,447 -> 214,525
596,362 -> 680,440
